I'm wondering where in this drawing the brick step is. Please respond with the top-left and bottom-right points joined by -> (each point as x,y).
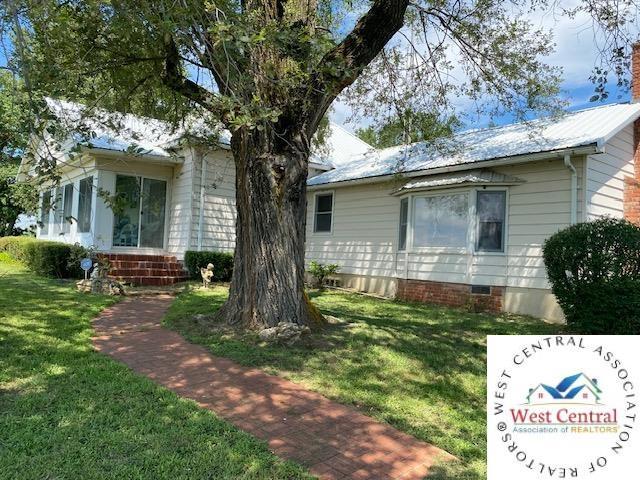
110,275 -> 189,286
99,253 -> 179,263
109,260 -> 186,270
110,268 -> 188,277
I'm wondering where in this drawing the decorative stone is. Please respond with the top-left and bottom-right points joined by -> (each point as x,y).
200,263 -> 215,288
258,322 -> 311,346
76,262 -> 125,296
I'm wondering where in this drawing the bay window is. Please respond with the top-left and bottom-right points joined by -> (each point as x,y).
476,191 -> 506,252
398,188 -> 507,252
413,193 -> 469,248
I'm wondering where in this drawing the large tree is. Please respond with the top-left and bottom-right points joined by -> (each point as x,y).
1,0 -> 637,329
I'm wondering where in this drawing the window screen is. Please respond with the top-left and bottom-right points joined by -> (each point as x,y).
413,194 -> 468,247
398,198 -> 408,250
476,191 -> 506,252
78,177 -> 93,233
314,193 -> 333,233
62,183 -> 74,233
40,190 -> 52,234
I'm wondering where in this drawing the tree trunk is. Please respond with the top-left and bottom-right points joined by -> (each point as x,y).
214,126 -> 326,330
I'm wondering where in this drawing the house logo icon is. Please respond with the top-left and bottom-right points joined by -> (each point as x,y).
526,373 -> 602,405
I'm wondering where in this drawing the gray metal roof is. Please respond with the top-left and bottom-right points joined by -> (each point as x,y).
308,102 -> 640,187
393,169 -> 525,194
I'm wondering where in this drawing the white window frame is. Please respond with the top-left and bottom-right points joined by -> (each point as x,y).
312,190 -> 334,235
61,183 -> 74,233
409,188 -> 472,254
473,187 -> 509,256
397,197 -> 409,251
399,186 -> 509,256
39,189 -> 53,235
77,176 -> 94,234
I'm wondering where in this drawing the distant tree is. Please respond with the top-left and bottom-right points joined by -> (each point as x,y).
356,110 -> 460,149
0,71 -> 37,236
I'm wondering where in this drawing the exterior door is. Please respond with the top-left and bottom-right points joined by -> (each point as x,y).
112,175 -> 167,249
139,178 -> 167,248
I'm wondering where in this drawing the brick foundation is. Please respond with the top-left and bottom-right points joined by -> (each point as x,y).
396,278 -> 504,313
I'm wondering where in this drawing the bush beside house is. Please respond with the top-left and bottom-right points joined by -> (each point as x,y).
184,250 -> 234,282
543,218 -> 640,334
0,237 -> 85,278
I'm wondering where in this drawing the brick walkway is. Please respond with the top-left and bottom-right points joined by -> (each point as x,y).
92,296 -> 454,480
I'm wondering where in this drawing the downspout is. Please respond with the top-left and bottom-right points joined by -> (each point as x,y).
564,154 -> 578,225
197,151 -> 207,251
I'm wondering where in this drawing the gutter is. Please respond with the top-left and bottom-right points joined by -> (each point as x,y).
564,154 -> 578,225
83,145 -> 184,164
197,151 -> 207,251
307,144 -> 602,190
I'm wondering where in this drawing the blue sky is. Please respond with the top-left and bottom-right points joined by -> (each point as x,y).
2,7 -> 636,135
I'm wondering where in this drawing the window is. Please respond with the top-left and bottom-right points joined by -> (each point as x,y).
78,177 -> 93,233
40,189 -> 52,234
398,198 -> 408,250
314,193 -> 333,233
61,183 -> 74,233
413,193 -> 468,247
476,191 -> 506,252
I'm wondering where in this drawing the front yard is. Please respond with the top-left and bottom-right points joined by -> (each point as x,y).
1,252 -> 563,479
164,285 -> 563,479
0,258 -> 310,480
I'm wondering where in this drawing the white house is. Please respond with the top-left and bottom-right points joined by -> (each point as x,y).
20,48 -> 640,318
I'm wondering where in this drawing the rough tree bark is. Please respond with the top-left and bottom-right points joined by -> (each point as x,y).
163,0 -> 410,330
215,126 -> 324,329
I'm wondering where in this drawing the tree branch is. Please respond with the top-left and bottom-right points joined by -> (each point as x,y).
161,33 -> 227,120
305,0 -> 410,136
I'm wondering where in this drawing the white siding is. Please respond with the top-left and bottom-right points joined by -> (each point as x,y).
192,150 -> 237,253
167,149 -> 196,256
586,124 -> 634,219
306,158 -> 585,292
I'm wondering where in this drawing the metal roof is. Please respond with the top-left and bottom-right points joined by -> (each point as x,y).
393,169 -> 525,194
308,102 -> 640,187
42,98 -> 369,166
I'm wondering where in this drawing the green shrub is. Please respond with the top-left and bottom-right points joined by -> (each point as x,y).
0,236 -> 38,262
543,218 -> 640,334
307,261 -> 340,288
0,236 -> 86,278
184,250 -> 234,281
21,241 -> 76,278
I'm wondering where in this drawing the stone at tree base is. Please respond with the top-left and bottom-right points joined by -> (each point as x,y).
258,322 -> 311,346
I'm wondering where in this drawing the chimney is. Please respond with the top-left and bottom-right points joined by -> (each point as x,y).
624,42 -> 640,224
633,42 -> 640,102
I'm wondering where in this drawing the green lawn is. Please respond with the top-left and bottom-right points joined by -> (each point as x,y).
0,260 -> 311,480
164,285 -> 564,479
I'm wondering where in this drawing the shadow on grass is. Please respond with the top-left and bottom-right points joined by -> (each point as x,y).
164,284 -> 564,479
0,271 -> 311,480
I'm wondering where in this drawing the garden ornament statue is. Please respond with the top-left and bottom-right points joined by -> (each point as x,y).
200,263 -> 215,288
